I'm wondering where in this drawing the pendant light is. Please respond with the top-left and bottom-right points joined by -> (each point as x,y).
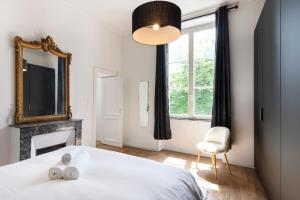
132,1 -> 181,45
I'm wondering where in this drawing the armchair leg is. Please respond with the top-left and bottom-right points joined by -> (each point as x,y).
224,153 -> 232,175
196,152 -> 201,168
211,154 -> 217,179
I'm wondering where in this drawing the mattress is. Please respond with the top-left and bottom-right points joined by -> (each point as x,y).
0,146 -> 206,200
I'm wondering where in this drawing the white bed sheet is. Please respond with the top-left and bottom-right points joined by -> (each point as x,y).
0,146 -> 207,200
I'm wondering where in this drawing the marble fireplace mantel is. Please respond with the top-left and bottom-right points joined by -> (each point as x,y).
9,119 -> 82,161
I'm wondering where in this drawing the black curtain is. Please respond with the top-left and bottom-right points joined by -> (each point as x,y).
154,45 -> 172,140
57,57 -> 65,114
211,6 -> 231,130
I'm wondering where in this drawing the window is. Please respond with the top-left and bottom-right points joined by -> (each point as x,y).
168,22 -> 215,119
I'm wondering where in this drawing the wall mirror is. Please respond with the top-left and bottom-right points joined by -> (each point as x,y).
15,36 -> 72,124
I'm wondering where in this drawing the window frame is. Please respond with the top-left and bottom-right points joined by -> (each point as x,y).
168,22 -> 215,120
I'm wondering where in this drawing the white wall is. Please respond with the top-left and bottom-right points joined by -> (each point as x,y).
0,0 -> 122,166
122,40 -> 160,151
122,0 -> 265,168
224,0 -> 265,167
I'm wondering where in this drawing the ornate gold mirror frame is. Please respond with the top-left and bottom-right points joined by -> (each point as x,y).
15,36 -> 72,124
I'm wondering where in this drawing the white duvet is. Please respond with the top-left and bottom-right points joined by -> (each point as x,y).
0,146 -> 206,200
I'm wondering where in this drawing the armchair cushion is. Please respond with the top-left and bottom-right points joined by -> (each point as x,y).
197,141 -> 226,154
197,127 -> 230,154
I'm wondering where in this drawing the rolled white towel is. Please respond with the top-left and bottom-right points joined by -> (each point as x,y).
63,151 -> 90,180
48,162 -> 65,180
61,147 -> 80,165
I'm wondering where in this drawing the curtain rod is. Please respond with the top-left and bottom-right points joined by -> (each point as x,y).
182,5 -> 238,22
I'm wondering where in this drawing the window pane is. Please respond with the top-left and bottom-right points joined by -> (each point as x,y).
194,28 -> 215,116
169,89 -> 189,115
194,28 -> 215,61
169,62 -> 189,89
195,87 -> 213,115
169,61 -> 189,115
168,34 -> 189,115
169,34 -> 189,63
194,59 -> 214,87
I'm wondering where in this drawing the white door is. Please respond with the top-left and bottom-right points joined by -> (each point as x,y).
98,77 -> 123,147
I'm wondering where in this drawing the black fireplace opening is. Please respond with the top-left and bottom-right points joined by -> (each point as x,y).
36,143 -> 66,156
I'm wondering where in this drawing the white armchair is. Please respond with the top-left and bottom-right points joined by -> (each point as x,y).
196,126 -> 231,178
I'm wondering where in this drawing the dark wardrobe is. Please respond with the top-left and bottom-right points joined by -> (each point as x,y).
254,0 -> 300,199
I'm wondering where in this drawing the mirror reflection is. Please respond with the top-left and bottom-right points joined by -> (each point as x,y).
23,48 -> 65,117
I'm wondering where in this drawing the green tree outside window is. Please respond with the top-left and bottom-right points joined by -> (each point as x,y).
168,26 -> 215,117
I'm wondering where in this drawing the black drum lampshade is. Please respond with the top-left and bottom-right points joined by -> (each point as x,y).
132,1 -> 181,45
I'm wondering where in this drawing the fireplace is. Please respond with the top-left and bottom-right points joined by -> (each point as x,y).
36,143 -> 66,156
30,129 -> 76,158
9,119 -> 82,162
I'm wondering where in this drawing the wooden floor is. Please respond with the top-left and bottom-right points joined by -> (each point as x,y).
96,142 -> 267,200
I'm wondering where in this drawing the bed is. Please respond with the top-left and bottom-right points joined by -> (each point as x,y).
0,146 -> 207,200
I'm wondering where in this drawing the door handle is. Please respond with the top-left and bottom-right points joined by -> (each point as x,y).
260,107 -> 264,122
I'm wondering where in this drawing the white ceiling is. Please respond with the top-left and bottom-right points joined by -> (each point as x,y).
62,0 -> 255,34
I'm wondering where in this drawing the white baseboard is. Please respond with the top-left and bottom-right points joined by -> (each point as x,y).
163,146 -> 254,168
163,145 -> 197,156
110,141 -> 254,169
101,138 -> 122,148
123,142 -> 160,152
227,160 -> 254,169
